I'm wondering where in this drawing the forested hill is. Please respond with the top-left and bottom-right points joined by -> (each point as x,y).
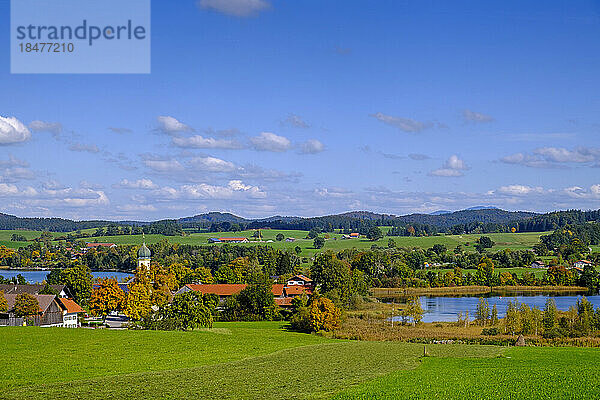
1,208 -> 599,235
0,213 -> 112,232
396,209 -> 538,229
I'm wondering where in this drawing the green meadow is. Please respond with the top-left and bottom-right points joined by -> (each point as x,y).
67,229 -> 550,257
2,322 -> 599,399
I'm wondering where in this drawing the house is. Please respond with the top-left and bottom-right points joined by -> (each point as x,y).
285,237 -> 296,242
86,243 -> 117,249
574,260 -> 593,269
208,238 -> 221,243
57,298 -> 85,328
218,237 -> 249,243
284,285 -> 312,297
0,284 -> 72,298
176,283 -> 290,306
531,261 -> 546,269
175,283 -> 248,302
275,297 -> 294,308
286,275 -> 313,287
0,294 -> 64,327
350,232 -> 360,238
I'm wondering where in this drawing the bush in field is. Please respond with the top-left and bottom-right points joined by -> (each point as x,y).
309,297 -> 341,332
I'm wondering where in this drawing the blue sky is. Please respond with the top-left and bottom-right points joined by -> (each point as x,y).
1,0 -> 600,220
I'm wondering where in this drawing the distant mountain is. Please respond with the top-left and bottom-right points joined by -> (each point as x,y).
465,206 -> 500,211
2,208 -> 599,235
430,210 -> 451,215
178,212 -> 248,224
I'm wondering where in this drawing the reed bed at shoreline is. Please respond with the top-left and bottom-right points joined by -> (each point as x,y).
371,285 -> 589,297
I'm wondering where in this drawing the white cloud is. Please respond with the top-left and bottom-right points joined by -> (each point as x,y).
69,143 -> 100,153
29,120 -> 62,136
0,116 -> 31,145
190,156 -> 237,172
501,147 -> 600,168
591,184 -> 600,196
463,109 -> 494,123
0,183 -> 37,197
250,132 -> 291,152
497,185 -> 545,196
157,116 -> 193,134
299,139 -> 324,154
370,112 -> 431,133
117,204 -> 157,212
429,155 -> 469,177
117,179 -> 158,190
144,159 -> 184,173
181,180 -> 266,199
283,114 -> 309,128
172,135 -> 243,149
197,0 -> 270,17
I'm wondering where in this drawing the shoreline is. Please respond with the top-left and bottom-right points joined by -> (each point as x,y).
372,285 -> 590,297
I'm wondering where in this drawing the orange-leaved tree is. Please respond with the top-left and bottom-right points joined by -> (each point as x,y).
89,278 -> 126,321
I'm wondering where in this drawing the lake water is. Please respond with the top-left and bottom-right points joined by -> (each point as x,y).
0,269 -> 133,283
392,294 -> 600,323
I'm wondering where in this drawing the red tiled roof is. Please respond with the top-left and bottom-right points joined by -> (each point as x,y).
186,284 -> 247,296
86,243 -> 116,248
285,285 -> 312,296
275,297 -> 293,307
350,233 -> 359,237
290,274 -> 312,282
58,298 -> 85,313
272,284 -> 284,296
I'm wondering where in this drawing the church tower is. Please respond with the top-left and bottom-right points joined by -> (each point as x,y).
138,242 -> 151,271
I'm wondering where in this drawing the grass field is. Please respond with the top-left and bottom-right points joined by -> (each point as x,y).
334,347 -> 600,400
0,230 -> 64,249
64,229 -> 550,257
2,322 -> 600,399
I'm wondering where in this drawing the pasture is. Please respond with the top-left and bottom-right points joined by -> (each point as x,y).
63,229 -> 549,257
2,322 -> 600,399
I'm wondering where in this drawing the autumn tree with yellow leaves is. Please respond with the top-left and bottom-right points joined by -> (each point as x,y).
89,278 -> 126,321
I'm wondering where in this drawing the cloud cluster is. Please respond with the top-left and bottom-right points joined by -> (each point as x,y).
501,147 -> 600,168
29,120 -> 63,136
463,109 -> 494,123
0,116 -> 31,145
370,112 -> 431,132
197,0 -> 270,17
156,116 -> 193,134
429,155 -> 469,177
250,132 -> 291,152
172,135 -> 243,149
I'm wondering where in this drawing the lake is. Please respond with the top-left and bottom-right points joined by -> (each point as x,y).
0,269 -> 133,283
392,294 -> 600,323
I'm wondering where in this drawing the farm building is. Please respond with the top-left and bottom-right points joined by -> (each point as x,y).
0,284 -> 72,298
86,243 -> 117,249
574,260 -> 593,269
531,261 -> 546,269
0,293 -> 83,327
287,275 -> 313,287
57,298 -> 85,328
175,282 -> 302,308
208,237 -> 249,243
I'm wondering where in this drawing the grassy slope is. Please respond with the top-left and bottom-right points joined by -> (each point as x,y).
334,347 -> 600,400
2,324 -> 499,400
0,322 -> 328,390
0,230 -> 63,249
78,230 -> 549,256
3,322 -> 600,400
